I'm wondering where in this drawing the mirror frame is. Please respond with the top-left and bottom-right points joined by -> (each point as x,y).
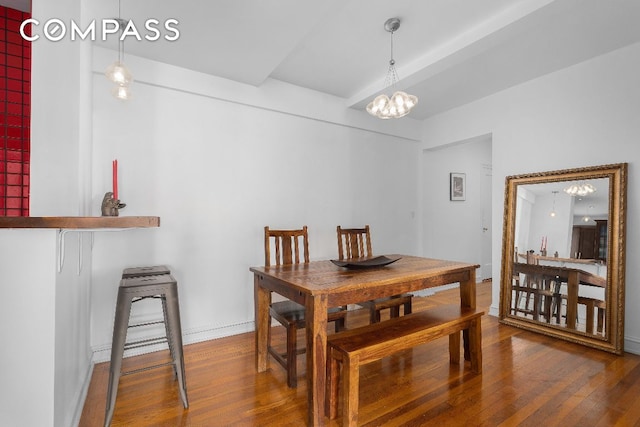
499,163 -> 627,354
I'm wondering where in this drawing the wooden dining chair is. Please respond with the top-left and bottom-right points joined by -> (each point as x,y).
336,225 -> 412,323
264,225 -> 347,388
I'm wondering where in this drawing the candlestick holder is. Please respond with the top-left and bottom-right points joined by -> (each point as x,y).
101,192 -> 126,217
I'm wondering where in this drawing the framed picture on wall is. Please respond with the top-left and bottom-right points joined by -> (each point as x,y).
450,172 -> 466,201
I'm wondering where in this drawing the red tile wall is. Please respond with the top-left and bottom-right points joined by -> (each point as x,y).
0,5 -> 30,216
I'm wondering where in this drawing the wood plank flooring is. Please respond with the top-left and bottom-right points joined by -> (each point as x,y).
80,282 -> 640,426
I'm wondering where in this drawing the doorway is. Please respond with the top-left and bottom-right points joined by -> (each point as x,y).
421,135 -> 492,280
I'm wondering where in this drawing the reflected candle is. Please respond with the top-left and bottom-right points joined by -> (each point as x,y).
112,159 -> 118,200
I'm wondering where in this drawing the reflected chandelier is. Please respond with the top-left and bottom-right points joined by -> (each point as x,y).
564,182 -> 596,197
105,0 -> 133,100
366,18 -> 418,119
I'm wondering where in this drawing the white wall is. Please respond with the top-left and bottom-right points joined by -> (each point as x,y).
421,41 -> 640,353
89,48 -> 421,360
0,230 -> 56,426
10,0 -> 96,426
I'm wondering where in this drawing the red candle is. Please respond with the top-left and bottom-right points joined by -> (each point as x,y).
113,159 -> 118,200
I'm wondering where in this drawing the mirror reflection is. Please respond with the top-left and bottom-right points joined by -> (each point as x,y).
499,164 -> 626,355
512,178 -> 608,335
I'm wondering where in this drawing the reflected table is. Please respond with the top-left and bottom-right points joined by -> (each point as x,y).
513,263 -> 606,330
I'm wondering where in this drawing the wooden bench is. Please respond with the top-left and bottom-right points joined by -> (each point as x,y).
326,304 -> 484,426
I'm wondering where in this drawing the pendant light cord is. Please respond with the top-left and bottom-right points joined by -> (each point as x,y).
118,0 -> 124,63
385,30 -> 399,89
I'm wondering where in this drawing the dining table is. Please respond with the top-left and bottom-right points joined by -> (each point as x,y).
251,254 -> 479,426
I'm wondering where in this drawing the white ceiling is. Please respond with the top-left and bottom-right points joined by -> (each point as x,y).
13,0 -> 640,120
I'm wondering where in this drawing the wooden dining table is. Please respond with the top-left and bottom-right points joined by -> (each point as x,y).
251,255 -> 479,426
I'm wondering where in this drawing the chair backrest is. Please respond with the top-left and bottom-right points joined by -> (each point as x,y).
336,225 -> 372,260
264,226 -> 309,267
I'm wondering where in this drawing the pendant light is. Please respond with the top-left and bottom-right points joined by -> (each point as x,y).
549,191 -> 558,217
105,0 -> 133,100
366,18 -> 418,119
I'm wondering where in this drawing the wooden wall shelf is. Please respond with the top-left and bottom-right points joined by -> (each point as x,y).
0,216 -> 160,229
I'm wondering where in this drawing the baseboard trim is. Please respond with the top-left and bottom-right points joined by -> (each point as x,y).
91,320 -> 256,364
71,360 -> 95,427
624,335 -> 640,355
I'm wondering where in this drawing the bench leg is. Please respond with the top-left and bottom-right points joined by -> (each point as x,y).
463,328 -> 470,361
344,356 -> 360,427
449,331 -> 461,365
326,348 -> 340,420
469,317 -> 482,374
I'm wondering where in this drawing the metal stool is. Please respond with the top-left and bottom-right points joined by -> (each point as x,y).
104,271 -> 188,427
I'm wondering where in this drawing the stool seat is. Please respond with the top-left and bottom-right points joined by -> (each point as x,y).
104,271 -> 188,427
122,265 -> 171,278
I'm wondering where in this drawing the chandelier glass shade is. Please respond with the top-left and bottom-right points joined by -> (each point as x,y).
366,18 -> 418,119
564,182 -> 596,197
105,61 -> 133,87
111,84 -> 132,100
367,91 -> 418,119
105,4 -> 132,100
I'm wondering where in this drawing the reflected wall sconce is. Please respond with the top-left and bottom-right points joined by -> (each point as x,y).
105,0 -> 133,100
366,18 -> 418,119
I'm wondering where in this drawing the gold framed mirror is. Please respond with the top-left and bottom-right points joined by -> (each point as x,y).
499,163 -> 627,354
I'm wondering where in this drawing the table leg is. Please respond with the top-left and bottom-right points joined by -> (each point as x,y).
306,293 -> 328,426
459,268 -> 477,361
254,274 -> 271,373
565,271 -> 579,330
459,268 -> 477,310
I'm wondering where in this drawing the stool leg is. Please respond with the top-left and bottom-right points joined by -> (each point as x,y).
165,286 -> 189,408
161,296 -> 178,379
104,290 -> 133,427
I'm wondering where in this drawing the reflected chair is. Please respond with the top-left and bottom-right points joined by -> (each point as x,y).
512,251 -> 556,322
264,226 -> 347,388
336,225 -> 412,323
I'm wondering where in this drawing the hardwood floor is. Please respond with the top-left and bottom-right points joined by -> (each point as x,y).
80,282 -> 640,426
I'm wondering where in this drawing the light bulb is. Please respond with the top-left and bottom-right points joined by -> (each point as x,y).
112,85 -> 132,100
105,61 -> 133,86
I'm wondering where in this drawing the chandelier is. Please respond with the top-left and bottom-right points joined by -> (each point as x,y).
366,18 -> 418,119
564,182 -> 596,197
105,0 -> 133,100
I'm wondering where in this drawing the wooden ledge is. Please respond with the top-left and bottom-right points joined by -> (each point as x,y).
0,216 -> 160,229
